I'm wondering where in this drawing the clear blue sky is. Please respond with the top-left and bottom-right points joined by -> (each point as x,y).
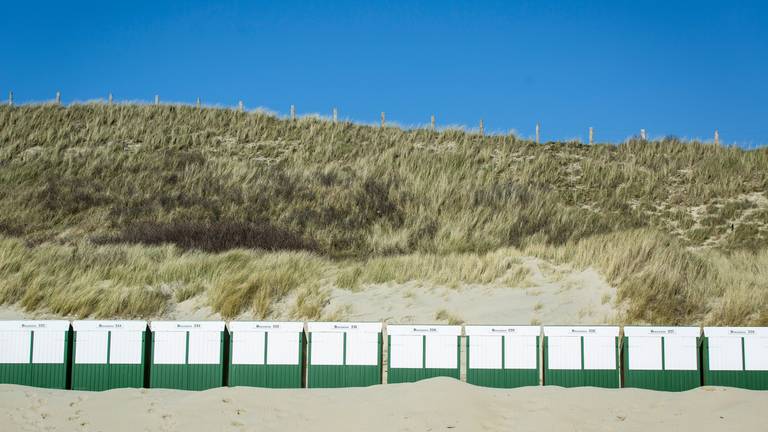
2,1 -> 767,146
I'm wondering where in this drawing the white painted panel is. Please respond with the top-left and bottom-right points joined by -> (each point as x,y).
469,335 -> 502,369
310,332 -> 344,365
228,321 -> 303,333
32,331 -> 65,364
232,331 -> 265,365
75,331 -> 108,364
0,331 -> 30,363
153,331 -> 186,364
744,337 -> 768,371
664,336 -> 698,370
708,337 -> 743,371
389,334 -> 422,368
387,325 -> 461,336
624,326 -> 700,337
73,320 -> 146,332
628,337 -> 663,370
544,326 -> 619,337
0,321 -> 69,332
505,335 -> 538,369
345,332 -> 379,366
308,322 -> 382,333
425,335 -> 458,369
109,331 -> 143,364
465,325 -> 540,336
150,321 -> 224,332
705,327 -> 768,337
267,332 -> 300,365
547,336 -> 581,370
188,331 -> 221,364
583,336 -> 616,370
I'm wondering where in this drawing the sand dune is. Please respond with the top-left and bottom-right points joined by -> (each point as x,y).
1,378 -> 766,432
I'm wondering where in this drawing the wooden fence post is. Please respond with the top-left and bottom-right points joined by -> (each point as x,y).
640,129 -> 647,140
381,112 -> 385,127
8,91 -> 12,106
431,114 -> 435,130
155,95 -> 160,106
714,129 -> 720,146
535,122 -> 540,144
196,97 -> 201,109
589,127 -> 594,145
333,108 -> 338,123
108,93 -> 113,105
238,100 -> 244,112
55,91 -> 61,105
290,105 -> 296,120
479,119 -> 484,136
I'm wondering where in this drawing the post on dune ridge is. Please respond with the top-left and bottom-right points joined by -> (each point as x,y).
155,95 -> 160,106
714,129 -> 720,146
381,111 -> 385,128
535,122 -> 540,144
431,114 -> 435,130
290,104 -> 296,121
479,119 -> 484,136
108,93 -> 113,106
55,91 -> 61,105
589,127 -> 594,145
8,91 -> 12,106
333,107 -> 338,123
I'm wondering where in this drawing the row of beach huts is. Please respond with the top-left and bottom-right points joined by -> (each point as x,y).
0,320 -> 766,392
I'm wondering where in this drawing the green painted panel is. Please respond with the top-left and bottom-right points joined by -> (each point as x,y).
543,336 -> 620,388
702,338 -> 768,390
29,363 -> 68,389
388,367 -> 459,383
0,364 -> 32,386
228,333 -> 303,388
467,369 -> 539,388
149,331 -> 224,390
465,336 -> 540,388
622,337 -> 700,391
229,364 -> 302,388
386,335 -> 460,384
71,364 -> 145,391
306,333 -> 382,388
308,364 -> 381,388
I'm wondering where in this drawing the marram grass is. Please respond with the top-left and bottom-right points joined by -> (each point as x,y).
0,103 -> 766,323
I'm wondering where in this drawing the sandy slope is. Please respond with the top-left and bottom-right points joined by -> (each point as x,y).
1,378 -> 766,432
0,255 -> 618,326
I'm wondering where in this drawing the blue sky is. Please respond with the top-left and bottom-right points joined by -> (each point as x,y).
2,1 -> 767,146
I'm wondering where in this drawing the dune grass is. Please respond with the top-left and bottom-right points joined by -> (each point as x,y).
0,103 -> 767,323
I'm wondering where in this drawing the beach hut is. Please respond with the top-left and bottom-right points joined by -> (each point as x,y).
228,321 -> 304,388
465,325 -> 540,388
71,320 -> 148,391
703,327 -> 768,390
149,321 -> 225,390
623,326 -> 701,391
306,322 -> 382,388
387,324 -> 461,383
0,320 -> 71,389
543,326 -> 620,388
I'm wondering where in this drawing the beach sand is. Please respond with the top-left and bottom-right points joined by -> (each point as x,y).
1,378 -> 765,432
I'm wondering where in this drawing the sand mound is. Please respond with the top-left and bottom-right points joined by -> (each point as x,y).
2,378 -> 766,431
